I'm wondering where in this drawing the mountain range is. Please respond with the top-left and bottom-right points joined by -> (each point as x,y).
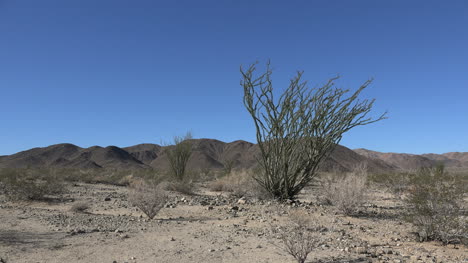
0,139 -> 467,173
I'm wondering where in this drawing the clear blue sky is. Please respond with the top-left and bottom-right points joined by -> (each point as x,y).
1,0 -> 467,155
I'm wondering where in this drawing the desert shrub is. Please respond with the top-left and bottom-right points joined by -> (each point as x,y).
60,168 -> 164,186
273,211 -> 327,263
0,168 -> 67,201
163,179 -> 195,195
321,164 -> 368,215
207,179 -> 225,192
369,172 -> 411,197
241,61 -> 386,200
128,179 -> 167,219
70,201 -> 90,213
208,170 -> 271,200
405,165 -> 467,244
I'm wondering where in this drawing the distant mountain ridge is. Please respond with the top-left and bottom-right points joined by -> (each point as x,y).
1,140 -> 465,173
0,139 -> 393,173
354,148 -> 468,170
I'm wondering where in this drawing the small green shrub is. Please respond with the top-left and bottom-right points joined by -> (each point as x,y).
405,165 -> 467,244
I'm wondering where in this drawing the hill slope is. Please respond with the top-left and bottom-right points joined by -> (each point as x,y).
0,139 -> 392,173
355,149 -> 468,170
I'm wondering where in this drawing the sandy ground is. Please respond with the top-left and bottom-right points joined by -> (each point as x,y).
0,183 -> 466,263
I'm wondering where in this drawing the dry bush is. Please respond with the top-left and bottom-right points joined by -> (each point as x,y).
128,180 -> 167,219
321,164 -> 368,215
0,168 -> 67,201
70,201 -> 90,213
208,170 -> 270,200
273,211 -> 328,263
207,179 -> 225,192
164,179 -> 195,195
60,167 -> 164,186
405,165 -> 467,244
369,172 -> 411,197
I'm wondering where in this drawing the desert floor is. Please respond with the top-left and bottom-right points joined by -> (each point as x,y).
0,182 -> 466,263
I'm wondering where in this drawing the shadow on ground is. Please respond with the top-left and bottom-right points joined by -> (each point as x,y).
0,230 -> 66,248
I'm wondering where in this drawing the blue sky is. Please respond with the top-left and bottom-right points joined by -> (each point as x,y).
1,0 -> 467,155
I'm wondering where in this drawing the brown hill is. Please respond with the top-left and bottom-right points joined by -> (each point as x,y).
353,148 -> 434,170
0,144 -> 148,170
0,139 -> 393,173
354,149 -> 468,171
442,152 -> 468,164
421,152 -> 468,169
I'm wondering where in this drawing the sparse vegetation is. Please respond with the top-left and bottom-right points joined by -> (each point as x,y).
274,211 -> 328,263
221,159 -> 235,175
128,179 -> 167,219
59,167 -> 161,186
164,179 -> 195,195
321,164 -> 369,215
165,132 -> 193,181
405,165 -> 467,244
241,61 -> 386,200
208,170 -> 271,199
0,168 -> 67,201
369,171 -> 411,197
70,201 -> 90,213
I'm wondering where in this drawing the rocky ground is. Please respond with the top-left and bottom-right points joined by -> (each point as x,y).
0,182 -> 466,263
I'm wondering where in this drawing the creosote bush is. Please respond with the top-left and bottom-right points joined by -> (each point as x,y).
128,179 -> 167,220
0,168 -> 67,201
241,61 -> 386,200
321,164 -> 368,215
405,165 -> 467,244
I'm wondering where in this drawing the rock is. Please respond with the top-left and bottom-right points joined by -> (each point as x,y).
230,206 -> 239,211
170,237 -> 176,241
237,197 -> 246,204
207,206 -> 214,210
104,197 -> 111,201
